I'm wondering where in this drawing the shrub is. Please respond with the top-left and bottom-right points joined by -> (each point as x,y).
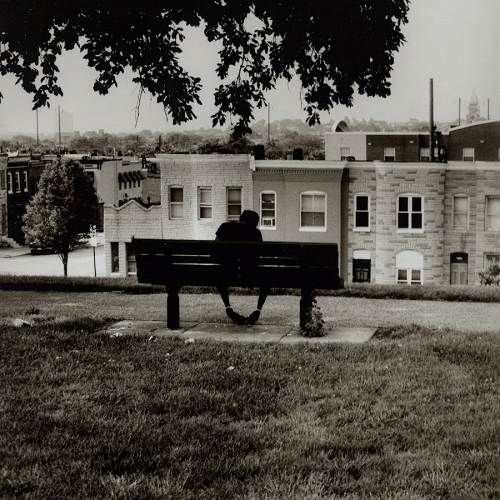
478,264 -> 500,286
301,295 -> 326,337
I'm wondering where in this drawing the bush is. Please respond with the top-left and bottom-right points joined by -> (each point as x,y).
478,264 -> 500,286
301,295 -> 326,337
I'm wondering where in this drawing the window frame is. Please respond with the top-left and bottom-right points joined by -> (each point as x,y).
260,190 -> 276,229
199,187 -> 213,220
15,171 -> 21,193
354,194 -> 370,231
384,147 -> 396,161
452,194 -> 469,230
169,186 -> 184,220
300,191 -> 327,232
22,171 -> 28,192
397,268 -> 422,285
227,187 -> 242,221
485,196 -> 500,231
340,147 -> 351,160
463,148 -> 474,161
397,194 -> 424,233
7,172 -> 13,194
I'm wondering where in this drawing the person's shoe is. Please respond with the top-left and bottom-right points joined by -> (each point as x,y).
246,309 -> 261,326
226,307 -> 246,325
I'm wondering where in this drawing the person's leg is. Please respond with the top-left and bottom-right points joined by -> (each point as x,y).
217,284 -> 246,325
246,285 -> 270,326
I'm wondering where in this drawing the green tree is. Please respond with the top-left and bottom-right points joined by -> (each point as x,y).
22,159 -> 100,276
0,1 -> 409,137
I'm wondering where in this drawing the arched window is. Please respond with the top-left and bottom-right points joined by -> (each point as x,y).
396,250 -> 423,284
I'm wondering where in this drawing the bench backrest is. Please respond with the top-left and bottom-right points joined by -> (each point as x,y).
133,238 -> 341,289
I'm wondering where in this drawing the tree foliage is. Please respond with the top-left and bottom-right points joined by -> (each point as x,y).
22,159 -> 100,276
0,1 -> 410,137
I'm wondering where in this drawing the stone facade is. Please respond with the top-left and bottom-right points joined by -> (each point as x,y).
104,153 -> 500,285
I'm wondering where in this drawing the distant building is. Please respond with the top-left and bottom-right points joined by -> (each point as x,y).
104,121 -> 500,285
466,92 -> 481,123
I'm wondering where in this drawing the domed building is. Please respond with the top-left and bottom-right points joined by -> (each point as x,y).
466,91 -> 481,123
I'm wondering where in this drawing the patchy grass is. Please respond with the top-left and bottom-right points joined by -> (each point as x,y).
1,292 -> 500,498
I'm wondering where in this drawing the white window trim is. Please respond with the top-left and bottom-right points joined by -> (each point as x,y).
396,194 -> 424,234
227,187 -> 242,221
463,148 -> 474,161
384,147 -> 396,161
452,194 -> 469,230
7,172 -> 13,194
199,187 -> 213,221
299,191 -> 327,232
23,171 -> 29,192
15,171 -> 21,193
485,196 -> 500,231
169,186 -> 184,220
397,268 -> 423,285
354,193 -> 370,232
260,190 -> 276,230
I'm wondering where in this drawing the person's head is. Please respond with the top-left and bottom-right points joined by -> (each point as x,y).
240,210 -> 259,228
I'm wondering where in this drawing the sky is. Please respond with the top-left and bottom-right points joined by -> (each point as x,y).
0,0 -> 499,137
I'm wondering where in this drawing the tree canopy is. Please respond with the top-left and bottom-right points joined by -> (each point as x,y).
0,0 -> 410,137
22,159 -> 100,276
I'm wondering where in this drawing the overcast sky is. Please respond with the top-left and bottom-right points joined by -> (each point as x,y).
0,0 -> 498,136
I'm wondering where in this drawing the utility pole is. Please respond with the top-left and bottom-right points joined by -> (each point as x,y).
267,104 -> 270,143
429,79 -> 434,162
458,97 -> 461,126
36,109 -> 39,147
58,105 -> 61,150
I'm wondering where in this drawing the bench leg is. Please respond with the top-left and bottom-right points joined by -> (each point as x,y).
166,285 -> 181,329
300,286 -> 313,329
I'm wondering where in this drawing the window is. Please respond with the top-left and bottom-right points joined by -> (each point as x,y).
463,148 -> 474,161
420,147 -> 438,162
227,187 -> 242,220
111,242 -> 119,273
340,147 -> 351,160
199,187 -> 212,219
353,259 -> 371,283
126,243 -> 136,275
485,253 -> 500,267
450,253 -> 468,285
485,197 -> 500,231
170,187 -> 183,219
15,171 -> 21,192
354,194 -> 370,230
396,250 -> 423,285
300,192 -> 326,230
7,172 -> 12,193
397,194 -> 423,231
384,147 -> 395,161
0,170 -> 5,190
260,191 -> 276,228
452,195 -> 469,230
23,171 -> 28,192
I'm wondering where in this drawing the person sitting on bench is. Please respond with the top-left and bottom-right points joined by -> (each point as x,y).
215,210 -> 270,326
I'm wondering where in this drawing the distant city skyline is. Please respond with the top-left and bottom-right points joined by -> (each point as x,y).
0,0 -> 498,136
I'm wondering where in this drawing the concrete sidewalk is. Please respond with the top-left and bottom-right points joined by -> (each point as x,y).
105,320 -> 376,344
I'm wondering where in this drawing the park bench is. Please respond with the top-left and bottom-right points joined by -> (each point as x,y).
132,238 -> 343,329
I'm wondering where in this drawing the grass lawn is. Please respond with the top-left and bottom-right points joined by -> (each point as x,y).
1,290 -> 500,499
